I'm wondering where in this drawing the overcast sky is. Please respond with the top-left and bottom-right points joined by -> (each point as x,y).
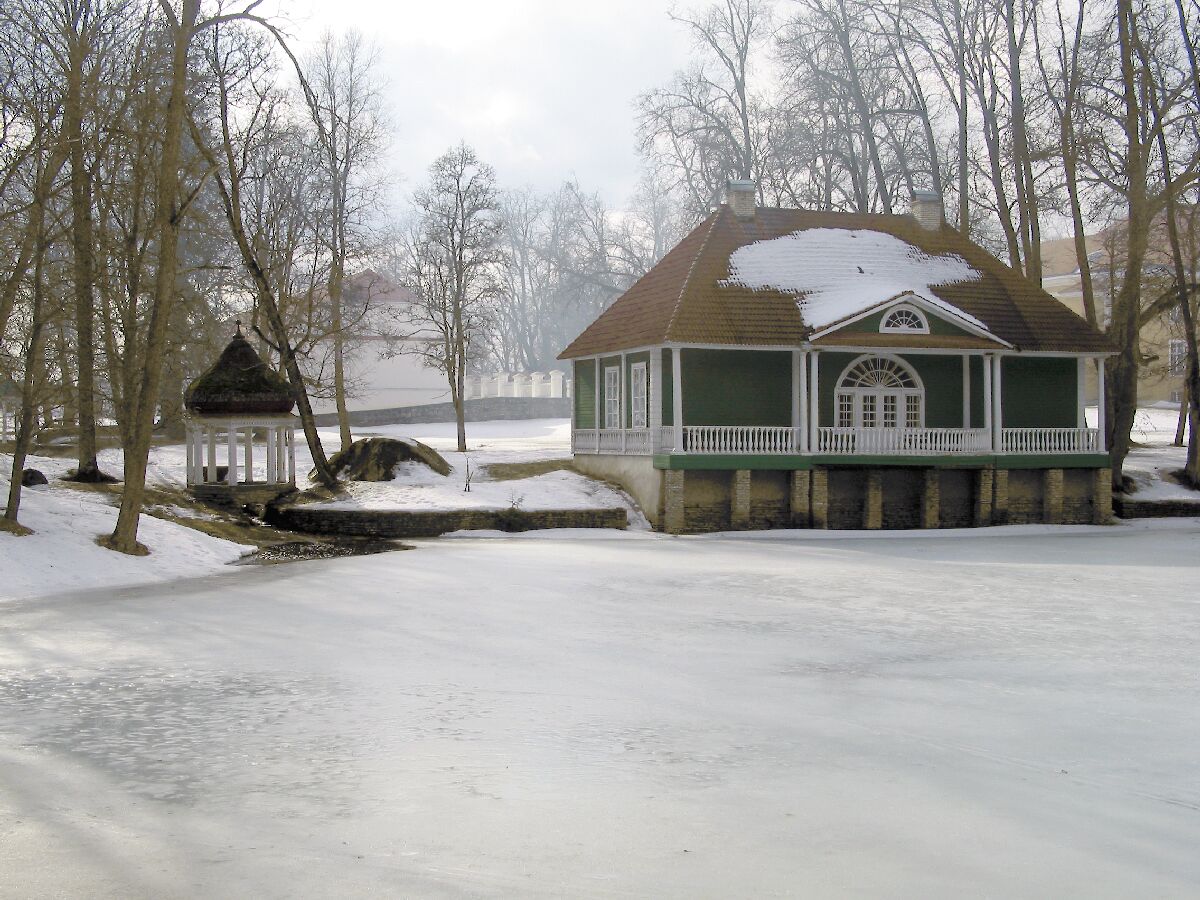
273,0 -> 701,209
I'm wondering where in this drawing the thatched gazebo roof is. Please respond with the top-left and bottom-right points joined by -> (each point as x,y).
184,326 -> 295,416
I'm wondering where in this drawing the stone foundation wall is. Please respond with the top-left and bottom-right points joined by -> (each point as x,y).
270,505 -> 628,538
1114,496 -> 1200,518
650,464 -> 1112,534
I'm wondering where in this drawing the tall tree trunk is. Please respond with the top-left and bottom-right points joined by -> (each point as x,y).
65,39 -> 109,482
1107,0 -> 1151,491
4,224 -> 49,530
108,0 -> 200,554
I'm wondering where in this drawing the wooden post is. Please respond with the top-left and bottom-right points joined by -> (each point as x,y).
791,350 -> 801,452
798,350 -> 809,453
244,427 -> 254,484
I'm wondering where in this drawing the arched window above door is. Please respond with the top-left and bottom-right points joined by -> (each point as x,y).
836,355 -> 924,429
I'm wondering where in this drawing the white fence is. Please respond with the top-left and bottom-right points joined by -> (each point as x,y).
465,370 -> 572,401
817,427 -> 992,455
1002,427 -> 1100,454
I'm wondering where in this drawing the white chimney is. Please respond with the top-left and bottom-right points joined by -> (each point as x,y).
910,190 -> 944,230
726,179 -> 756,219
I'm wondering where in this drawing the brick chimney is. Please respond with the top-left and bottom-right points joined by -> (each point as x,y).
726,179 -> 756,219
910,190 -> 944,230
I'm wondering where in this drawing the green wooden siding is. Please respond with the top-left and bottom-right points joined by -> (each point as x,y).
681,349 -> 791,426
970,355 -> 986,428
624,351 -> 650,423
574,359 -> 597,428
1002,357 -> 1077,427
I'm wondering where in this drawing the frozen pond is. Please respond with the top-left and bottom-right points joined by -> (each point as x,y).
2,524 -> 1199,897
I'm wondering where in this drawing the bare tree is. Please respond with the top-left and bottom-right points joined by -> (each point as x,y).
396,144 -> 501,452
302,30 -> 387,451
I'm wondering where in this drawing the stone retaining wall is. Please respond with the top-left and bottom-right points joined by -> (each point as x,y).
1114,497 -> 1200,518
313,397 -> 571,428
268,504 -> 628,538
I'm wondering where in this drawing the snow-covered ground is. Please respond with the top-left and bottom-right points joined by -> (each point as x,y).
0,454 -> 248,603
1,524 -> 1198,897
1115,405 -> 1197,500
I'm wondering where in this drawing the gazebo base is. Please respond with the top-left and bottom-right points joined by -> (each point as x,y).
190,482 -> 296,507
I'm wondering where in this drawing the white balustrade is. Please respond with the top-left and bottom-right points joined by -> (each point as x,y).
817,427 -> 991,455
1002,427 -> 1099,454
573,424 -> 1099,457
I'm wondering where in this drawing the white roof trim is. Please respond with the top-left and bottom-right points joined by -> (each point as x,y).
809,293 -> 1014,348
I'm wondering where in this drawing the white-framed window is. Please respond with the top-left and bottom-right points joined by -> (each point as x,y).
835,355 -> 924,429
630,362 -> 647,428
1170,390 -> 1183,404
880,304 -> 930,334
1169,338 -> 1187,374
604,366 -> 620,429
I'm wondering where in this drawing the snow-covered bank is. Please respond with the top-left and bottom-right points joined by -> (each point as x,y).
0,454 -> 248,602
1,525 -> 1198,896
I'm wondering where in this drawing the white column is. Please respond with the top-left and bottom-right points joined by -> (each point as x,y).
244,427 -> 254,483
791,350 -> 801,452
277,426 -> 287,482
206,427 -> 217,483
1076,356 -> 1087,430
808,352 -> 820,452
226,424 -> 238,485
287,429 -> 296,484
962,355 -> 972,429
982,355 -> 992,434
619,352 -> 627,453
266,428 -> 278,482
1096,358 -> 1107,452
671,347 -> 683,452
1,402 -> 8,441
990,355 -> 1004,453
798,350 -> 810,453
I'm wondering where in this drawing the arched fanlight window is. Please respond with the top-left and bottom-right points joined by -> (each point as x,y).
836,355 -> 924,429
880,304 -> 929,334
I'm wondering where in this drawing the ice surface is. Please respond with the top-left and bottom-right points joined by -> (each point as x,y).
2,522 -> 1199,897
724,228 -> 985,329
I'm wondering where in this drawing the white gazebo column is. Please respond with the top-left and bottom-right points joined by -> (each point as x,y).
244,427 -> 254,483
963,355 -> 972,429
808,352 -> 820,452
671,347 -> 683,452
185,428 -> 195,483
226,424 -> 238,485
206,427 -> 217,483
287,429 -> 296,484
1096,358 -> 1107,452
990,354 -> 1004,453
277,427 -> 287,482
266,427 -> 277,483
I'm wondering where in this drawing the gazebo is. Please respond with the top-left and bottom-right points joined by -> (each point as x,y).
0,373 -> 20,442
184,325 -> 298,501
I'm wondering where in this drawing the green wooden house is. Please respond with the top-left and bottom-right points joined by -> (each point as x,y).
558,184 -> 1114,532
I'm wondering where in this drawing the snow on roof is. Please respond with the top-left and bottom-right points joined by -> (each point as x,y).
724,228 -> 986,330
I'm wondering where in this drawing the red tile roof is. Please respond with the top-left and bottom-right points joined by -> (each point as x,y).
558,205 -> 1113,358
